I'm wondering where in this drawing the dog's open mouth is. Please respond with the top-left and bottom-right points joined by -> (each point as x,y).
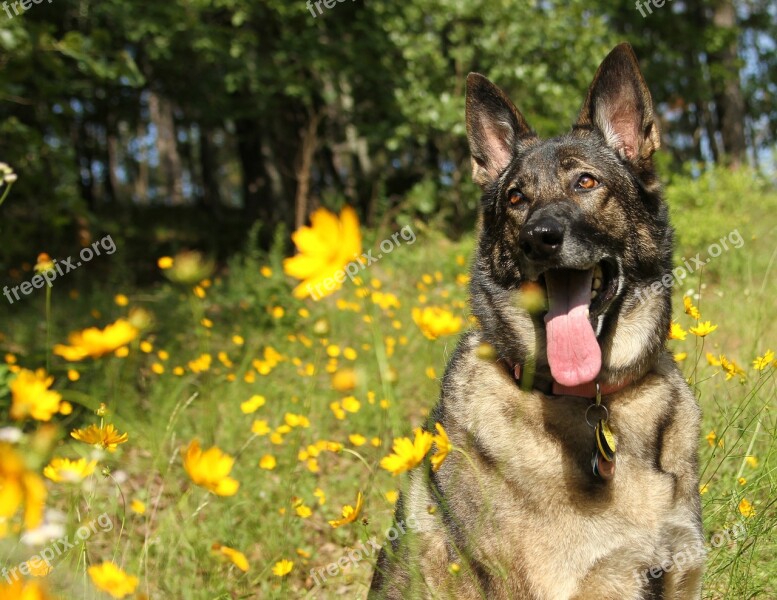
535,260 -> 619,388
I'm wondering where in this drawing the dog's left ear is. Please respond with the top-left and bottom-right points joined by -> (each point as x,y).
576,43 -> 660,162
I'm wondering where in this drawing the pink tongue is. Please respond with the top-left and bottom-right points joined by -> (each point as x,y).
544,269 -> 601,387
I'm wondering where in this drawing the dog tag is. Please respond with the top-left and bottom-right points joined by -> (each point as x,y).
595,420 -> 616,462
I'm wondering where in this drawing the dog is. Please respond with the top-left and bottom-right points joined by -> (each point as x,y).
368,43 -> 703,600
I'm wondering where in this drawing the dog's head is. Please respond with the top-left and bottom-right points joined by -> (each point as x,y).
467,43 -> 673,388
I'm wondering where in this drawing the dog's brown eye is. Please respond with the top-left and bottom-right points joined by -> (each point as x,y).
576,175 -> 599,190
508,189 -> 525,205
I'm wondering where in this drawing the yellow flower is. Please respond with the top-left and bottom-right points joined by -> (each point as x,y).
689,321 -> 717,337
0,443 -> 46,534
0,579 -> 52,599
282,206 -> 362,300
668,322 -> 687,341
240,395 -> 266,414
251,420 -> 270,436
260,266 -> 272,277
67,369 -> 80,382
683,296 -> 701,319
88,562 -> 138,598
259,455 -> 277,470
674,352 -> 688,362
43,457 -> 97,483
271,306 -> 285,319
705,431 -> 717,447
53,319 -> 139,361
163,251 -> 214,285
284,413 -> 310,428
212,543 -> 249,572
272,559 -> 294,577
332,368 -> 357,392
745,455 -> 758,468
412,306 -> 463,340
34,253 -> 54,274
753,349 -> 774,371
296,505 -> 312,518
328,491 -> 364,528
181,440 -> 240,496
341,396 -> 361,413
232,335 -> 244,346
157,256 -> 174,269
380,428 -> 434,475
130,499 -> 146,515
385,490 -> 398,504
425,366 -> 437,379
343,347 -> 357,361
738,477 -> 747,486
314,488 -> 326,506
349,434 -> 366,447
706,353 -> 721,367
719,355 -> 746,381
431,423 -> 452,472
699,483 -> 709,495
151,362 -> 164,375
26,557 -> 52,577
10,369 -> 62,421
114,294 -> 129,307
738,498 -> 755,518
71,424 -> 128,453
188,353 -> 212,373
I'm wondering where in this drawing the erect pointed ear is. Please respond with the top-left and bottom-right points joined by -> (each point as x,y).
466,73 -> 534,188
576,43 -> 660,163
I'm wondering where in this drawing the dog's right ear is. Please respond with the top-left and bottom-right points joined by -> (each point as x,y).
466,73 -> 534,188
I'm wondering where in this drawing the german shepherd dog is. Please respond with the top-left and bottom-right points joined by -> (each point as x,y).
368,44 -> 703,599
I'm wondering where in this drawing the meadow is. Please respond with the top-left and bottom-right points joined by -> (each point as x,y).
1,165 -> 775,599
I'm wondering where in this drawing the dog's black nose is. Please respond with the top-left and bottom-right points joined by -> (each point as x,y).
519,217 -> 564,260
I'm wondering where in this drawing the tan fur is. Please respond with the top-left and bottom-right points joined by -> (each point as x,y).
385,333 -> 703,600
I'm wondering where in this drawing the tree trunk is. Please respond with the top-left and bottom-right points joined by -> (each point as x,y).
199,126 -> 222,209
710,0 -> 746,168
148,91 -> 184,204
294,111 -> 321,230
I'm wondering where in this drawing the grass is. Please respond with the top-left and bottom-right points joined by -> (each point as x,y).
0,167 -> 775,599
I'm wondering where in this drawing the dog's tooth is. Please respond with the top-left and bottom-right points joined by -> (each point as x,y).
594,265 -> 603,279
593,277 -> 602,290
590,290 -> 598,300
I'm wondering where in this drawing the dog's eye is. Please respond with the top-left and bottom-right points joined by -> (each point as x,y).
507,188 -> 526,205
575,175 -> 599,190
